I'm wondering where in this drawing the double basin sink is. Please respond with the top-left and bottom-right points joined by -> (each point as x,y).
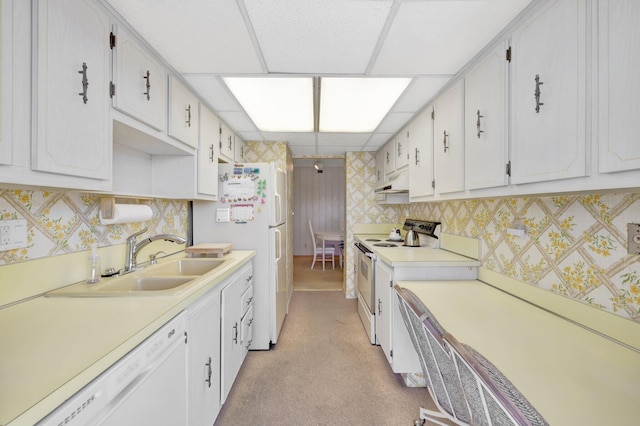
47,258 -> 227,297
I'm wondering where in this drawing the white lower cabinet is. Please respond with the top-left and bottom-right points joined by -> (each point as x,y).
221,274 -> 243,404
375,259 -> 478,374
186,290 -> 221,426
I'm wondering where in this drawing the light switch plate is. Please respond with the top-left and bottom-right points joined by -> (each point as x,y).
628,223 -> 640,255
0,219 -> 28,251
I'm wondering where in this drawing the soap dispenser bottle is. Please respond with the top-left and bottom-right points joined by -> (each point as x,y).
87,243 -> 101,284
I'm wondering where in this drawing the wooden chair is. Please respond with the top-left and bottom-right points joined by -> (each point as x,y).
308,220 -> 335,270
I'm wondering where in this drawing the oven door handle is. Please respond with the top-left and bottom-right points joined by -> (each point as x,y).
355,242 -> 374,257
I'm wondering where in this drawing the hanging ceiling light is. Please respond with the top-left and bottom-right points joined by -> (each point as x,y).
313,160 -> 324,173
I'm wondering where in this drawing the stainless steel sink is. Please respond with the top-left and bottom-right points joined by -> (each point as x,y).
46,257 -> 228,297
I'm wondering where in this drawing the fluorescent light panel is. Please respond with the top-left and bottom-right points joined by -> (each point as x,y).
224,76 -> 411,133
320,78 -> 411,132
224,77 -> 314,132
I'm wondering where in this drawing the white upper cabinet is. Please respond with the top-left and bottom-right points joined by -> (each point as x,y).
409,108 -> 434,200
383,138 -> 396,177
434,80 -> 464,194
32,0 -> 111,180
234,134 -> 244,162
598,0 -> 640,173
168,75 -> 199,148
219,121 -> 234,162
395,128 -> 410,171
510,0 -> 587,184
375,148 -> 385,188
465,42 -> 509,190
198,105 -> 219,198
111,25 -> 167,132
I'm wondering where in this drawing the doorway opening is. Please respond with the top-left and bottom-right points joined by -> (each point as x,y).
292,158 -> 345,291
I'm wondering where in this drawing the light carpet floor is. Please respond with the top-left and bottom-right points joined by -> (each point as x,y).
293,255 -> 343,291
214,291 -> 440,425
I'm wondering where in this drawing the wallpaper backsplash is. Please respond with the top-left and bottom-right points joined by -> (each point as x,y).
0,188 -> 188,265
343,152 -> 639,322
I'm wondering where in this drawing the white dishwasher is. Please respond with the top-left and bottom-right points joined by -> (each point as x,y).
38,312 -> 187,426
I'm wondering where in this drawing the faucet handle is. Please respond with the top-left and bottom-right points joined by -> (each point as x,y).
127,226 -> 148,242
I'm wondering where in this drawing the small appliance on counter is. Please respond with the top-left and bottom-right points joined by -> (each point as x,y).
402,219 -> 441,247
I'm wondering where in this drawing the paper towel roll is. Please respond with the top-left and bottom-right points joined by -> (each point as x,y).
99,204 -> 153,225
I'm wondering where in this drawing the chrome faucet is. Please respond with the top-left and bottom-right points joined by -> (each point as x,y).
123,227 -> 186,273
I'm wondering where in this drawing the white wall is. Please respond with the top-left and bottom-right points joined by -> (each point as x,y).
293,160 -> 345,255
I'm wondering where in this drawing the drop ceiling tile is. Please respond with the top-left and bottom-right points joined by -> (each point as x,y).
392,76 -> 453,112
243,0 -> 394,74
218,111 -> 259,133
317,133 -> 371,147
363,132 -> 394,151
375,112 -> 414,133
106,0 -> 263,73
289,146 -> 319,156
183,74 -> 240,112
371,0 -> 532,75
263,132 -> 317,145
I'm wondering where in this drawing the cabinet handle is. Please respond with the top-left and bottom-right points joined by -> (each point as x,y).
534,74 -> 544,113
443,130 -> 449,153
186,104 -> 192,127
143,70 -> 151,101
205,356 -> 212,388
246,339 -> 252,350
209,144 -> 215,162
248,318 -> 253,326
476,110 -> 484,139
246,274 -> 253,282
78,62 -> 89,104
386,151 -> 390,164
233,322 -> 238,344
246,296 -> 253,305
397,141 -> 402,157
415,147 -> 420,166
377,298 -> 382,316
228,135 -> 232,151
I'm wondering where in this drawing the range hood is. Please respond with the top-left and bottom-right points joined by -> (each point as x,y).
375,170 -> 409,194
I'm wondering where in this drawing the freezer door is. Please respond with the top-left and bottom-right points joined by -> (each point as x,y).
271,225 -> 287,343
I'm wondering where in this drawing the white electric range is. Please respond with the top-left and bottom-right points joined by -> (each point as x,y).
353,220 -> 441,344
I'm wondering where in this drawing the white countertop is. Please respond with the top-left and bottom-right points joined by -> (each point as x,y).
0,250 -> 255,426
398,280 -> 640,426
354,234 -> 480,267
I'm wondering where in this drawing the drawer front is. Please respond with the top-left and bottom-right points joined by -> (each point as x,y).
241,285 -> 253,317
241,305 -> 254,355
241,265 -> 254,293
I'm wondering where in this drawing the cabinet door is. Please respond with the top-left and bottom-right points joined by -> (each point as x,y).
434,80 -> 464,194
169,75 -> 199,148
384,139 -> 396,177
33,0 -> 111,179
375,149 -> 385,188
409,108 -> 434,199
598,0 -> 640,173
395,128 -> 410,171
0,1 -> 12,166
112,25 -> 167,131
234,134 -> 244,162
187,292 -> 221,426
221,275 -> 242,404
198,106 -> 219,197
510,0 -> 587,184
219,121 -> 234,162
375,261 -> 392,365
465,42 -> 509,190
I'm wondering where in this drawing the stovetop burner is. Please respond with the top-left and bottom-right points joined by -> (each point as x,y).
365,238 -> 381,242
373,243 -> 398,247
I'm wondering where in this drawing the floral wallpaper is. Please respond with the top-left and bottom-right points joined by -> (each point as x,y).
0,188 -> 188,265
341,152 -> 640,322
402,194 -> 640,323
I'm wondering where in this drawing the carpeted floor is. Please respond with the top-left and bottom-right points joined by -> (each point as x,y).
214,291 -> 440,425
293,255 -> 343,291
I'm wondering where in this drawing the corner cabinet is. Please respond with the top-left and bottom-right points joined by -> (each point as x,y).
169,76 -> 199,148
32,0 -> 111,180
433,80 -> 464,194
186,290 -> 221,426
408,108 -> 434,200
510,0 -> 587,184
111,25 -> 167,132
597,0 -> 640,173
464,42 -> 509,190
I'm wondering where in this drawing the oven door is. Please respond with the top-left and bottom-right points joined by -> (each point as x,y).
355,243 -> 374,313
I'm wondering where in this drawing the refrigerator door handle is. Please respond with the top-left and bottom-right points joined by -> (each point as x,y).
274,228 -> 282,261
274,192 -> 282,225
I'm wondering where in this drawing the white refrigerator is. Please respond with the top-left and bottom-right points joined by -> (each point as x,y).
193,163 -> 287,350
